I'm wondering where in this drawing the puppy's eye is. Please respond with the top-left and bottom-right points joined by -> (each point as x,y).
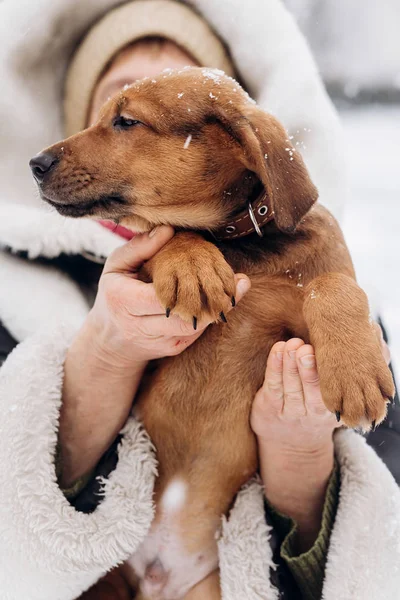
113,116 -> 142,130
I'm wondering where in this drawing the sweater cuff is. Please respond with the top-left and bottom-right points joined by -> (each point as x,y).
56,435 -> 121,512
266,459 -> 340,600
55,443 -> 93,499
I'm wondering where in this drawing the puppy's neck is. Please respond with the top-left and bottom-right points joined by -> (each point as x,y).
222,170 -> 261,217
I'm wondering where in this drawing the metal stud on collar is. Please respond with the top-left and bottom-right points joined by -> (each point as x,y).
225,225 -> 236,234
258,205 -> 268,216
248,201 -> 264,237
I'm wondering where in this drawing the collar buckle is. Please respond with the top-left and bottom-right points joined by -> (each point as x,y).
247,201 -> 264,238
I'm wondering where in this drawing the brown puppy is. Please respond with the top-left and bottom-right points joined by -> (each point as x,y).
30,67 -> 394,600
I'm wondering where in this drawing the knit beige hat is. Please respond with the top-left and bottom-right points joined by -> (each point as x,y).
64,0 -> 235,136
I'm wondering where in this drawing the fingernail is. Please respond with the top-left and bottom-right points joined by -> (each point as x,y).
149,227 -> 159,238
236,278 -> 250,296
289,350 -> 296,360
300,354 -> 316,368
276,352 -> 283,362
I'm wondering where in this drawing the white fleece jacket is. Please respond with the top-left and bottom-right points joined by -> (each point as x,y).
0,1 -> 399,599
0,267 -> 399,600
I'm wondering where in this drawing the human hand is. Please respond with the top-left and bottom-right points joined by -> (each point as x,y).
87,226 -> 251,369
250,334 -> 390,551
60,227 -> 250,486
251,338 -> 340,453
251,338 -> 339,551
251,328 -> 391,452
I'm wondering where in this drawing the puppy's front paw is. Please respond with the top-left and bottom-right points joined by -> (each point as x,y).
148,235 -> 236,327
317,338 -> 395,430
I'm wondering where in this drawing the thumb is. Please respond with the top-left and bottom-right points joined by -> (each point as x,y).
234,274 -> 251,302
104,226 -> 175,275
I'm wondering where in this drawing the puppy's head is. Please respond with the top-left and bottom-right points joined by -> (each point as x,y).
30,67 -> 318,233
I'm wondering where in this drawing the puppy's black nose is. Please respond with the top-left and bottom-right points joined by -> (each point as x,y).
29,152 -> 58,182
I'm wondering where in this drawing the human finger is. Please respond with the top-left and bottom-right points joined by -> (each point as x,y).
295,344 -> 335,422
261,341 -> 286,402
282,338 -> 306,415
104,226 -> 175,275
250,341 -> 286,435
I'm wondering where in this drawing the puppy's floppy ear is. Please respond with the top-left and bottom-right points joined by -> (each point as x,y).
227,106 -> 318,232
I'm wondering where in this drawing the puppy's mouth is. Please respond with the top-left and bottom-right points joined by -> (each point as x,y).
42,194 -> 128,218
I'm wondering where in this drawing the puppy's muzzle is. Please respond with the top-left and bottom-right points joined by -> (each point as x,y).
29,151 -> 58,183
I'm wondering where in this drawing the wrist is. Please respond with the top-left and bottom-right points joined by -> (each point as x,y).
60,319 -> 147,487
81,312 -> 148,373
258,436 -> 334,464
259,440 -> 334,523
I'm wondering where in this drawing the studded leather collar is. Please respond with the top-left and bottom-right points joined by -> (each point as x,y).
213,190 -> 274,240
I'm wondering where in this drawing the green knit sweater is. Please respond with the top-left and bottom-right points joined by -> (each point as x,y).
265,461 -> 340,599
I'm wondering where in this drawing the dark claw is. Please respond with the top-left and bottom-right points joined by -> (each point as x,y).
335,411 -> 341,423
166,307 -> 171,318
193,317 -> 198,330
220,311 -> 227,323
231,296 -> 236,307
371,420 -> 377,432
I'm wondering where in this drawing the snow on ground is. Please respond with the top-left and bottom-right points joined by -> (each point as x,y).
339,105 -> 400,379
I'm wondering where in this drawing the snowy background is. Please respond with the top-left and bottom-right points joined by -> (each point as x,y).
286,0 -> 400,378
341,106 -> 400,380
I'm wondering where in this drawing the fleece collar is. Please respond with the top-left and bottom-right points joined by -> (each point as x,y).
0,203 -> 126,342
0,204 -> 124,261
